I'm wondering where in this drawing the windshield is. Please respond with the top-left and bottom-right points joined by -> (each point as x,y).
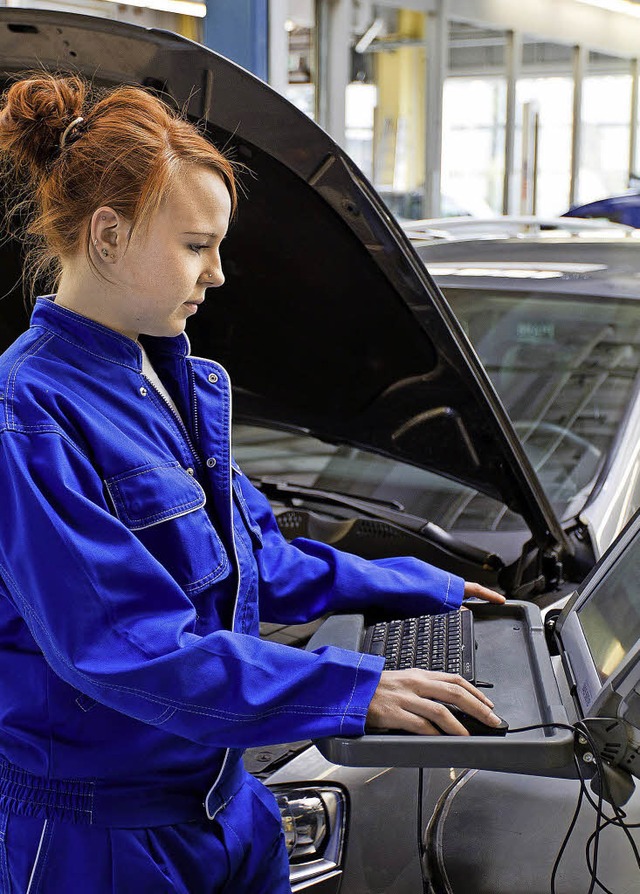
445,289 -> 640,519
232,291 -> 640,547
232,424 -> 524,552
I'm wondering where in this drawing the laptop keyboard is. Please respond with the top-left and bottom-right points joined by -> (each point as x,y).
362,609 -> 475,681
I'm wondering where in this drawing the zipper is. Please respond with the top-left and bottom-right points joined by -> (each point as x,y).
159,349 -> 242,819
142,374 -> 202,473
188,363 -> 201,445
198,358 -> 242,820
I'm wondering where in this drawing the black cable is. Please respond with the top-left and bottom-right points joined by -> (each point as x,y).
416,766 -> 428,894
503,719 -> 640,894
584,758 -> 603,894
584,814 -> 640,894
582,785 -> 640,867
573,720 -> 640,882
550,758 -> 585,894
585,817 -> 618,894
412,720 -> 639,894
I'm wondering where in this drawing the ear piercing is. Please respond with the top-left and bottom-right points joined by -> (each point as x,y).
94,239 -> 112,259
94,238 -> 110,257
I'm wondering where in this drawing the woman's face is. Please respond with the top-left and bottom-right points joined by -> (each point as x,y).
97,165 -> 232,340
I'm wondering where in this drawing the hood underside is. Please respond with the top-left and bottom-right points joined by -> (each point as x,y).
0,9 -> 567,553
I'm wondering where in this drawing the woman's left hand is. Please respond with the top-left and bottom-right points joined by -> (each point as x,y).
463,581 -> 506,604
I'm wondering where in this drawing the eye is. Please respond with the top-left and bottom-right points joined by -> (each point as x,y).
189,244 -> 210,254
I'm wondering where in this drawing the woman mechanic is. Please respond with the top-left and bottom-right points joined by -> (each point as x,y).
0,74 -> 506,893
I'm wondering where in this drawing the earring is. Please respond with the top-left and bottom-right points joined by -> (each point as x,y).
101,248 -> 109,258
93,239 -> 98,247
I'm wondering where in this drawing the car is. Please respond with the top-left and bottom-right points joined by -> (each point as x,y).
234,215 -> 640,890
403,215 -> 640,564
0,10 -> 637,893
563,192 -> 640,228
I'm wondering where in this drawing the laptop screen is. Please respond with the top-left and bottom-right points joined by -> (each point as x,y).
557,510 -> 640,716
577,543 -> 640,683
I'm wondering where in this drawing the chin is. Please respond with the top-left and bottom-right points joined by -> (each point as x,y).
141,322 -> 186,339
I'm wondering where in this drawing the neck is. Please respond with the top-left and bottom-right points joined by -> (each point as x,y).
55,265 -> 138,341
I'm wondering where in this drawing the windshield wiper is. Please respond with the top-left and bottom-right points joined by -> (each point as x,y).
250,475 -> 503,571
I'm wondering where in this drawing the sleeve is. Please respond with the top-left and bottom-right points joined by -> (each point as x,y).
233,469 -> 464,624
0,429 -> 383,748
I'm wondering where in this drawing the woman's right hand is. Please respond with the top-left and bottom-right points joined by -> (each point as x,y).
366,669 -> 503,736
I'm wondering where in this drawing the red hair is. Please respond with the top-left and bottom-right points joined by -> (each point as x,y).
0,72 -> 237,294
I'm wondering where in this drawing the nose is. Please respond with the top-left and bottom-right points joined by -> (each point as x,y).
203,268 -> 225,288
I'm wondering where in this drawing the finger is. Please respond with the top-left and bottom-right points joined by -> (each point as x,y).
480,590 -> 506,604
415,700 -> 472,736
415,670 -> 495,708
463,581 -> 506,604
371,693 -> 481,736
395,711 -> 447,737
366,698 -> 447,736
387,702 -> 470,737
387,693 -> 472,736
472,588 -> 505,604
410,674 -> 503,726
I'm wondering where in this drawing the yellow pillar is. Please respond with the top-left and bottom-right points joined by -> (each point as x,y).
177,14 -> 201,42
373,10 -> 426,194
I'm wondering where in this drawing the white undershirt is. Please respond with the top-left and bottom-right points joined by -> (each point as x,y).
139,344 -> 183,421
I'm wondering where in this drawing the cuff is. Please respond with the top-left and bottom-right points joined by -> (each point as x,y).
442,572 -> 465,610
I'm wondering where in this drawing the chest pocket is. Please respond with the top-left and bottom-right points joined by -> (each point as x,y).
106,461 -> 230,595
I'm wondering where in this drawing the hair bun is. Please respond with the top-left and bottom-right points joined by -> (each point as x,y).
0,73 -> 86,178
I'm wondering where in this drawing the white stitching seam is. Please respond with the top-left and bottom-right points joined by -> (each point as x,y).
0,793 -> 92,820
1,574 -> 370,723
6,333 -> 55,429
340,652 -> 365,734
30,313 -> 144,368
104,464 -> 206,529
0,359 -> 369,726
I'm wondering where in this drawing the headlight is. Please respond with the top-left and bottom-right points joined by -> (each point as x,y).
270,785 -> 346,889
278,790 -> 327,860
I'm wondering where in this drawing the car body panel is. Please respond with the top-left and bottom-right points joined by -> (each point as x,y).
412,230 -> 640,559
266,747 -> 426,894
578,395 -> 640,559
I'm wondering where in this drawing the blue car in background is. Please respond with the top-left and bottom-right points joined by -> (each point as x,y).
564,192 -> 640,227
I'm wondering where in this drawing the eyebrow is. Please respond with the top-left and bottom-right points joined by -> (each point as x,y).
182,231 -> 225,239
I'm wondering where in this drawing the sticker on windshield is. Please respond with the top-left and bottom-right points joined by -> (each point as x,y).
516,321 -> 555,343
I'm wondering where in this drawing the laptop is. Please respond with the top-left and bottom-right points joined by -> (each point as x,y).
306,509 -> 640,787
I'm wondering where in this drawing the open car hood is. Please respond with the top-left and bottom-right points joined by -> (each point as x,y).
0,9 -> 568,554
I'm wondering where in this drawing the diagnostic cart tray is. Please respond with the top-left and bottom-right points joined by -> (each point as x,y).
306,602 -> 576,776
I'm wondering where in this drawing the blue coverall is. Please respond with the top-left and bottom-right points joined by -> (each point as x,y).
0,298 -> 464,892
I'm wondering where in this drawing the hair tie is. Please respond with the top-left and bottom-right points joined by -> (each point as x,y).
59,116 -> 85,149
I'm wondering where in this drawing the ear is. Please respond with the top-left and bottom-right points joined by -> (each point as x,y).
90,207 -> 130,262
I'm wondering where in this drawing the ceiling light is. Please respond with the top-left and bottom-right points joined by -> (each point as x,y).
426,262 -> 608,279
575,0 -> 640,19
